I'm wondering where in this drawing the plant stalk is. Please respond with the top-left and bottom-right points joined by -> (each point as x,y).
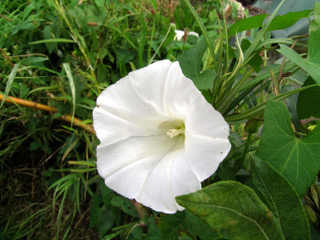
0,94 -> 95,135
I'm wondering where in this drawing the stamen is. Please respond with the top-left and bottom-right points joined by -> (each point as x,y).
166,128 -> 185,138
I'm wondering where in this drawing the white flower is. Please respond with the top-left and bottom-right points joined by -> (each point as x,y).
93,60 -> 231,214
174,30 -> 199,41
175,30 -> 185,41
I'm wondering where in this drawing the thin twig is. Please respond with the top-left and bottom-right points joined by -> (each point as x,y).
0,14 -> 13,22
300,118 -> 320,125
74,206 -> 91,230
9,53 -> 49,59
278,39 -> 299,84
0,94 -> 95,135
0,48 -> 14,67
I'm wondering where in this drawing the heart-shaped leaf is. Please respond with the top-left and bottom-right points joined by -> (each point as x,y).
257,100 -> 320,196
178,37 -> 216,89
176,181 -> 285,240
250,156 -> 310,240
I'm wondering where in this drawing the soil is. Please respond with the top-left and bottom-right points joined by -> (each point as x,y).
235,0 -> 266,16
236,0 -> 258,7
248,6 -> 266,15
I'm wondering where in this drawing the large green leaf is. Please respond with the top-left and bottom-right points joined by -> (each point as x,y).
157,211 -> 218,240
267,10 -> 312,31
257,100 -> 320,196
176,181 -> 285,240
228,14 -> 267,37
277,13 -> 320,85
309,1 -> 320,33
308,21 -> 320,62
253,0 -> 315,38
178,37 -> 216,89
228,10 -> 311,37
297,78 -> 320,119
250,156 -> 310,240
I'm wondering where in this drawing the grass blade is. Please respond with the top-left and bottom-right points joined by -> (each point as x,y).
182,0 -> 216,66
226,84 -> 317,122
1,63 -> 20,108
28,38 -> 76,44
243,0 -> 286,62
63,63 -> 76,126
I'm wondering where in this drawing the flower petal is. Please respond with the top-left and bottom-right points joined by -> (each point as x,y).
188,31 -> 199,38
97,135 -> 174,192
185,96 -> 231,181
175,30 -> 185,41
93,75 -> 169,144
128,60 -> 201,118
136,137 -> 200,213
170,148 -> 201,198
97,134 -> 188,212
97,132 -> 200,213
185,96 -> 230,138
185,133 -> 231,181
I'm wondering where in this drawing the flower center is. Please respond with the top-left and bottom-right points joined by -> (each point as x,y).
166,128 -> 185,138
158,120 -> 185,139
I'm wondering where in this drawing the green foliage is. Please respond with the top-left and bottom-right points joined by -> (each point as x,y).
297,78 -> 320,119
257,100 -> 320,196
0,63 -> 20,108
178,37 -> 216,89
277,2 -> 320,85
2,0 -> 320,239
250,156 -> 310,240
177,181 -> 285,240
228,10 -> 312,37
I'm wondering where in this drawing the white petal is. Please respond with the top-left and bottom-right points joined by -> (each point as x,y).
185,96 -> 230,138
175,30 -> 185,41
97,132 -> 200,213
97,135 -> 186,212
185,133 -> 231,181
170,149 -> 201,199
135,151 -> 178,213
129,60 -> 201,118
93,75 -> 169,144
184,96 -> 231,181
97,135 -> 175,190
188,31 -> 199,38
136,137 -> 200,213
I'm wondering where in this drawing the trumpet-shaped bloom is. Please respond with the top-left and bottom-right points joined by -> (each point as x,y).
93,60 -> 231,214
